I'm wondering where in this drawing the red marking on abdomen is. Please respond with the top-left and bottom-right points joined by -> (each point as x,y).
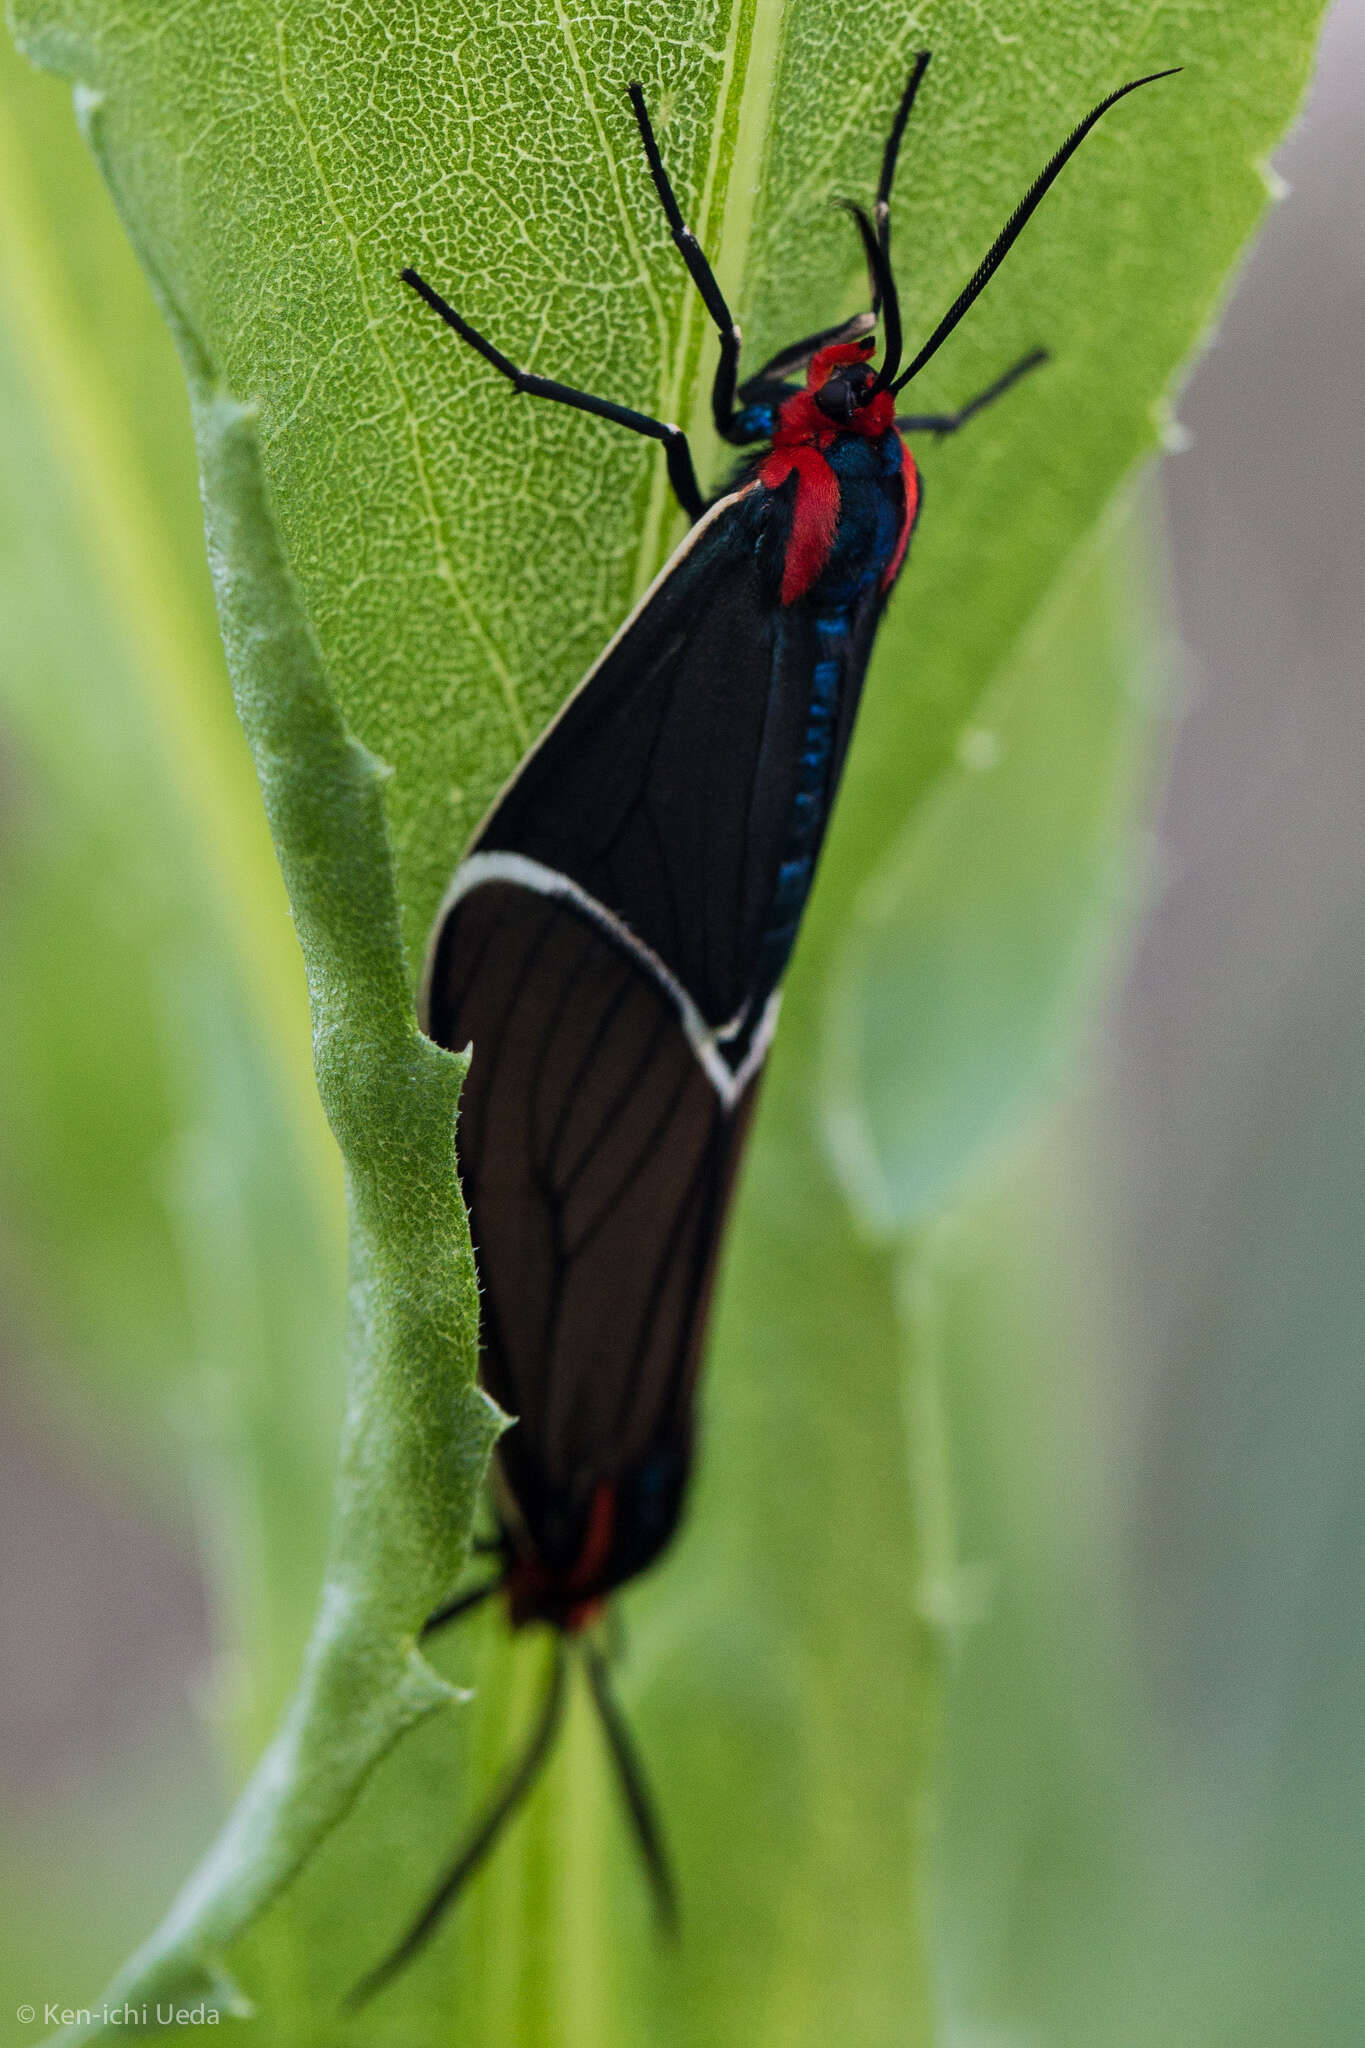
568,1482 -> 616,1591
506,1479 -> 617,1630
759,445 -> 841,604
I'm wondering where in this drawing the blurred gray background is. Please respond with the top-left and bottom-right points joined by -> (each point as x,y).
1120,0 -> 1365,1807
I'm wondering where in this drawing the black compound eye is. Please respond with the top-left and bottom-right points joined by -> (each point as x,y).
814,374 -> 856,421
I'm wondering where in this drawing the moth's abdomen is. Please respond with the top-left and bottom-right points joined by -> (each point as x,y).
427,871 -> 757,1623
751,608 -> 851,996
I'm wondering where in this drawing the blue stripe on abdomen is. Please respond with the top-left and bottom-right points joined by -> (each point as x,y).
754,608 -> 852,988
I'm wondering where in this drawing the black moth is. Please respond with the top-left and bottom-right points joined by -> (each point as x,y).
355,51 -> 1175,1999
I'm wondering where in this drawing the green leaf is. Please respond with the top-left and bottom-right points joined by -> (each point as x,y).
1,0 -> 1329,2042
82,388 -> 501,2027
0,32 -> 353,2000
824,493 -> 1169,1232
3,29 -> 499,2014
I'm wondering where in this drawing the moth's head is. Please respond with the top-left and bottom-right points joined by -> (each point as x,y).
808,335 -> 879,421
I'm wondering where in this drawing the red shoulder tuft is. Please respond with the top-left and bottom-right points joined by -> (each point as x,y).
758,445 -> 841,604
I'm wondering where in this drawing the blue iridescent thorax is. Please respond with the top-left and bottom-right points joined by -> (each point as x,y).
811,430 -> 907,604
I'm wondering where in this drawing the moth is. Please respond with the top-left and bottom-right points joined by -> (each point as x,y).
355,53 -> 1175,1999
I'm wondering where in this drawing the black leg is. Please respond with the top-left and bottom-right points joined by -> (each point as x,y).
349,1636 -> 569,2008
582,1637 -> 678,1932
422,1575 -> 501,1638
402,268 -> 705,521
738,310 -> 876,401
626,84 -> 748,448
896,347 -> 1048,434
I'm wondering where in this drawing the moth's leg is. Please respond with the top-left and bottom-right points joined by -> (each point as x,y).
626,83 -> 748,448
897,348 -> 1048,434
403,268 -> 705,521
421,1576 -> 502,1638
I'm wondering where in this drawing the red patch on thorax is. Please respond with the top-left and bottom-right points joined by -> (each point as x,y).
883,439 -> 920,592
756,338 -> 905,605
759,445 -> 841,604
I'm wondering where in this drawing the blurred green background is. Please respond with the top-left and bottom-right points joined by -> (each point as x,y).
2,2 -> 1363,2042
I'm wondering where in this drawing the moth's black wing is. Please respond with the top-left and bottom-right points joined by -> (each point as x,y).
464,488 -> 820,1036
431,876 -> 757,1588
422,487 -> 877,1591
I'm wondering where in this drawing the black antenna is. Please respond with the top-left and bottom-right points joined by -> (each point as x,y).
874,49 -> 933,278
894,67 -> 1181,393
581,1637 -> 678,1930
840,203 -> 902,395
349,1637 -> 568,2008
